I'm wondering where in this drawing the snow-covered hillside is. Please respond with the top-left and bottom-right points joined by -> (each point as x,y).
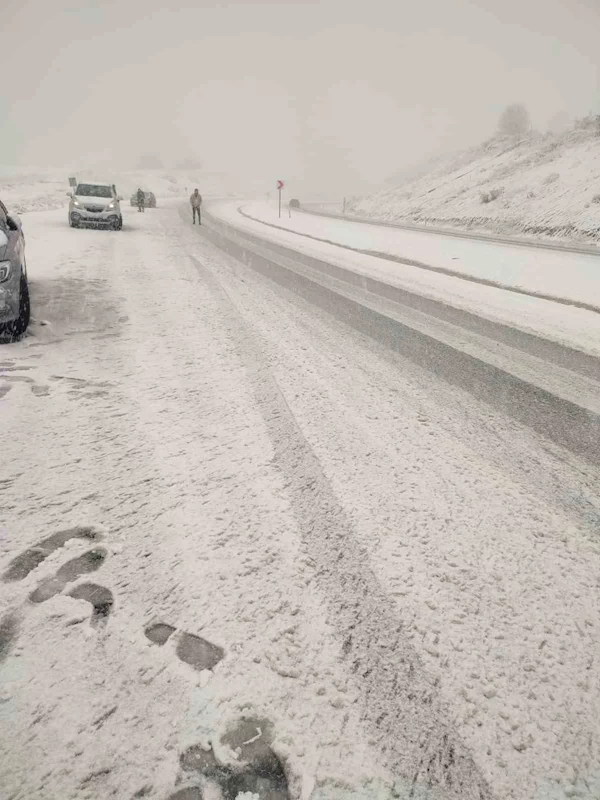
350,118 -> 600,244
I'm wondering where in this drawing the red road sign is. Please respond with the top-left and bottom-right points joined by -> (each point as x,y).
277,180 -> 284,190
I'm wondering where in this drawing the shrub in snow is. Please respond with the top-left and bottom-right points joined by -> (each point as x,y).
592,194 -> 600,204
543,172 -> 560,185
480,188 -> 502,204
574,113 -> 600,134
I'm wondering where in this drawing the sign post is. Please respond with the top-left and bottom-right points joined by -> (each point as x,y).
277,180 -> 284,218
69,177 -> 77,188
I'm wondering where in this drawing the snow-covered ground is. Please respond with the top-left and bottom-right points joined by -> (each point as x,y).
209,200 -> 600,357
2,202 -> 600,800
348,122 -> 600,244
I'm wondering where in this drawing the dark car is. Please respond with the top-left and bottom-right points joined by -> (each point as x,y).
130,191 -> 157,208
0,199 -> 29,340
289,198 -> 301,209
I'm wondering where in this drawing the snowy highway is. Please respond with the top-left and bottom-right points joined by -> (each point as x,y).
211,201 -> 600,359
235,202 -> 600,309
1,202 -> 600,800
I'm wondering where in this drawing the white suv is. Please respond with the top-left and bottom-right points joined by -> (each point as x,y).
68,182 -> 123,230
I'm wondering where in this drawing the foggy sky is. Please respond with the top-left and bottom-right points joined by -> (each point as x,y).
2,0 -> 599,193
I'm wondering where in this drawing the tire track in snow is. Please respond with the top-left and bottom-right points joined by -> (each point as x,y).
188,252 -> 496,800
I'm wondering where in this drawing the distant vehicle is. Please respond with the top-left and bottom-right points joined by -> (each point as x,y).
130,191 -> 156,208
0,199 -> 30,340
289,198 -> 301,209
68,183 -> 123,230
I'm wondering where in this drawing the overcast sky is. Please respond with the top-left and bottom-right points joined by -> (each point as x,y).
1,0 -> 599,193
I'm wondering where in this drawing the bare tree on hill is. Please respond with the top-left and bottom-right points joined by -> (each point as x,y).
497,103 -> 531,137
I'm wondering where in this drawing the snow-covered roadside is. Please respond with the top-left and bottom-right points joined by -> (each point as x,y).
237,202 -> 600,308
208,201 -> 600,358
0,207 -> 391,800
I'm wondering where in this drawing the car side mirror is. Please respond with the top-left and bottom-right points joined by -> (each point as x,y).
7,215 -> 21,231
67,191 -> 73,197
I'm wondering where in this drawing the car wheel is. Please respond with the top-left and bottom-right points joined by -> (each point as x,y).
113,217 -> 123,231
0,274 -> 30,341
69,217 -> 79,228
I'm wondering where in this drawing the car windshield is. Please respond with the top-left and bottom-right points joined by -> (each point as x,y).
75,184 -> 112,198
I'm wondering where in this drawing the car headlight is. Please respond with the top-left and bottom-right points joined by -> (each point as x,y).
106,201 -> 117,210
72,198 -> 82,207
0,261 -> 12,282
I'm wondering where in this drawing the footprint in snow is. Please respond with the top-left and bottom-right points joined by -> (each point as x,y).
2,525 -> 103,583
178,716 -> 290,800
0,369 -> 50,397
2,525 -> 114,628
29,548 -> 108,604
68,583 -> 114,627
144,623 -> 224,671
0,367 -> 114,402
0,612 -> 20,663
27,549 -> 114,626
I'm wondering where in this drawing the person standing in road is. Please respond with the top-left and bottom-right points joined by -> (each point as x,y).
136,187 -> 145,213
190,189 -> 202,225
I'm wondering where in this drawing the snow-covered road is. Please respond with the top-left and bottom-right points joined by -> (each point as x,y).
1,205 -> 600,800
235,201 -> 600,308
210,202 -> 600,359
